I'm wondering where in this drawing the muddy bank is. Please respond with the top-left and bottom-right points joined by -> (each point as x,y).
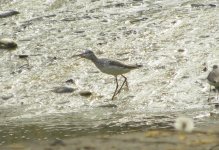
1,123 -> 219,150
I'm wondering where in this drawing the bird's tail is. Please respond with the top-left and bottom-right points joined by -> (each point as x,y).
128,64 -> 143,69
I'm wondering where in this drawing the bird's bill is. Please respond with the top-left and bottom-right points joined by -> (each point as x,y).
71,54 -> 83,58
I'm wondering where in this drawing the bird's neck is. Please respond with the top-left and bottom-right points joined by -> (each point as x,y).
89,54 -> 98,63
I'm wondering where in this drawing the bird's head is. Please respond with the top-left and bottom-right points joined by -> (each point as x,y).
213,65 -> 218,70
72,50 -> 96,60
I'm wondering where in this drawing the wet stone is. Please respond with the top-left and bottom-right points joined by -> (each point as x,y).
1,94 -> 13,100
178,49 -> 185,52
18,54 -> 29,59
191,4 -> 205,8
115,3 -> 125,7
215,104 -> 219,109
52,87 -> 75,94
199,35 -> 209,38
98,104 -> 117,108
208,4 -> 216,8
130,17 -> 148,24
203,67 -> 207,72
91,0 -> 100,2
65,79 -> 75,84
0,38 -> 18,50
79,91 -> 92,97
74,30 -> 85,34
0,10 -> 19,18
50,139 -> 66,146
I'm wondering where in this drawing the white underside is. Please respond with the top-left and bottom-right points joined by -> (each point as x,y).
98,65 -> 131,76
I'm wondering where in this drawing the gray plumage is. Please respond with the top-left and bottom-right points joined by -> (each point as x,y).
77,50 -> 142,76
207,65 -> 219,88
74,50 -> 142,100
207,65 -> 219,101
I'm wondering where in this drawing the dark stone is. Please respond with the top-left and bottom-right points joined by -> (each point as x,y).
130,17 -> 148,24
18,55 -> 29,59
203,67 -> 207,72
1,94 -> 13,100
79,91 -> 92,97
61,18 -> 76,21
178,49 -> 185,52
208,4 -> 216,7
199,35 -> 209,38
0,38 -> 18,50
0,10 -> 19,18
91,0 -> 100,2
52,87 -> 75,93
65,79 -> 75,84
74,30 -> 85,34
98,104 -> 117,108
115,3 -> 125,7
50,139 -> 66,146
215,104 -> 219,109
191,4 -> 205,8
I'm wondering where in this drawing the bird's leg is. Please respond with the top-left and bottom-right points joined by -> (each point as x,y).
123,75 -> 129,90
207,86 -> 211,102
112,76 -> 119,100
116,75 -> 128,94
216,88 -> 219,101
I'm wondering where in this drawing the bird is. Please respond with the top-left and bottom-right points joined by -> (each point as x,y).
73,50 -> 142,100
207,65 -> 219,100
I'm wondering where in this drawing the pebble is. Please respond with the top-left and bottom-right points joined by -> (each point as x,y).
191,4 -> 205,8
203,67 -> 207,72
50,139 -> 66,146
178,49 -> 185,52
98,104 -> 117,108
79,91 -> 92,97
74,30 -> 85,34
1,94 -> 13,100
18,54 -> 29,59
65,79 -> 75,84
130,17 -> 148,24
52,87 -> 75,93
115,3 -> 125,7
0,10 -> 19,18
208,4 -> 216,8
215,104 -> 219,109
0,38 -> 18,50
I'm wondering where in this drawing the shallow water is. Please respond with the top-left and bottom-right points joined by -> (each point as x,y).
0,0 -> 219,145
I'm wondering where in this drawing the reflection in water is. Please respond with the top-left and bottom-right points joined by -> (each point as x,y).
0,113 -> 174,145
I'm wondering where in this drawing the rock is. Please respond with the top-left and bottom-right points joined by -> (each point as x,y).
50,139 -> 66,146
203,67 -> 207,72
130,17 -> 148,24
79,91 -> 92,97
0,10 -> 19,18
1,94 -> 13,100
208,4 -> 216,8
98,104 -> 117,108
191,4 -> 205,8
178,49 -> 185,52
215,104 -> 219,109
52,87 -> 75,93
18,54 -> 29,59
115,3 -> 125,7
74,30 -> 85,34
0,38 -> 18,50
65,79 -> 75,84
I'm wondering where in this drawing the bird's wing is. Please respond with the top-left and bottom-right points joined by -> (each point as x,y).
105,59 -> 141,69
207,72 -> 219,83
